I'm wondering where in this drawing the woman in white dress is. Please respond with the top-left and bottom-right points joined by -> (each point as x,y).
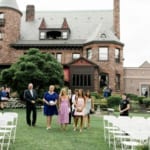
84,90 -> 94,128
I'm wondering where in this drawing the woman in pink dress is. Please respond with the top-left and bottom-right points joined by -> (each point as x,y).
58,88 -> 70,130
74,89 -> 85,132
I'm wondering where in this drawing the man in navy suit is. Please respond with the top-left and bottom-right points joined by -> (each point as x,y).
24,83 -> 38,126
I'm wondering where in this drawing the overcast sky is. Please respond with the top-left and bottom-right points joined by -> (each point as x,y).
16,0 -> 150,67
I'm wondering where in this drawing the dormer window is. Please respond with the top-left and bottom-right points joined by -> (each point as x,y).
39,29 -> 70,40
47,31 -> 61,39
39,17 -> 70,40
0,13 -> 5,26
100,33 -> 107,39
62,31 -> 68,39
40,32 -> 46,40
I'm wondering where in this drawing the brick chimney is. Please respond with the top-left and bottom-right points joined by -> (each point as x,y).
26,5 -> 35,21
113,0 -> 120,39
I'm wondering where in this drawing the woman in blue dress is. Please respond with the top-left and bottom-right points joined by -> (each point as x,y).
43,85 -> 58,130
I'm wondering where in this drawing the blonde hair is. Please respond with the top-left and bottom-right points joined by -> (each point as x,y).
59,88 -> 67,96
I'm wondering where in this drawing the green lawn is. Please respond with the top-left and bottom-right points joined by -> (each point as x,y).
5,109 -> 109,150
3,109 -> 150,150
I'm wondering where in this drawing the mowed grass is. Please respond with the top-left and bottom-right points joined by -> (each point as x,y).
5,109 -> 109,150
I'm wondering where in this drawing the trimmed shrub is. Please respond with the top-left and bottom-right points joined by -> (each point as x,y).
127,93 -> 139,101
100,98 -> 108,110
91,92 -> 102,99
143,98 -> 150,108
107,95 -> 121,108
138,96 -> 145,104
130,100 -> 140,112
136,144 -> 149,150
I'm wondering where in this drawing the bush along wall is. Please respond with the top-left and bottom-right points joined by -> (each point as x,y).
107,95 -> 121,109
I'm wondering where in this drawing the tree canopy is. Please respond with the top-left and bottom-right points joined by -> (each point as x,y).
0,48 -> 64,98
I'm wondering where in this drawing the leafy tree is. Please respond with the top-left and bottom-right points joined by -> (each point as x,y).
0,48 -> 64,98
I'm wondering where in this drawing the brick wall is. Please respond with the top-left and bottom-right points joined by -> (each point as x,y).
113,0 -> 120,39
124,67 -> 150,95
83,43 -> 124,93
0,8 -> 21,64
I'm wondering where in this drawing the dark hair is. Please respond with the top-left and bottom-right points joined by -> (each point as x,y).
122,93 -> 127,96
78,89 -> 84,97
85,90 -> 91,98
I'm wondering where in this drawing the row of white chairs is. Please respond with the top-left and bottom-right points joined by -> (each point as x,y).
0,112 -> 18,150
103,115 -> 150,150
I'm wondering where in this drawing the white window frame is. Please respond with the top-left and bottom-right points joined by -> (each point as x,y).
72,53 -> 80,60
62,31 -> 68,39
56,53 -> 62,63
0,13 -> 4,19
99,47 -> 108,61
40,32 -> 46,39
87,49 -> 92,60
115,48 -> 120,63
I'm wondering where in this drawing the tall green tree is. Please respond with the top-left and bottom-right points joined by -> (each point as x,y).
1,48 -> 64,98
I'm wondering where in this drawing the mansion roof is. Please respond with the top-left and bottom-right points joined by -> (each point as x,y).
17,10 -> 123,46
0,0 -> 123,46
0,0 -> 22,15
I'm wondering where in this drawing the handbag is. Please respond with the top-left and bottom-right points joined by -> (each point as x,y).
90,109 -> 95,114
71,109 -> 75,116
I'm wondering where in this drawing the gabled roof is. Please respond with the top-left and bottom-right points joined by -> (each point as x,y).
0,0 -> 22,15
39,18 -> 47,29
61,18 -> 70,30
67,56 -> 99,68
139,61 -> 150,68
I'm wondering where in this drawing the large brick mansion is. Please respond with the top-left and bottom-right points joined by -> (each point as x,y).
0,0 -> 149,96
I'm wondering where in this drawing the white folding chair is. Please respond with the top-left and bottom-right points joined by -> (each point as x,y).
3,112 -> 18,143
0,127 -> 5,150
110,116 -> 131,150
0,118 -> 12,150
103,115 -> 120,148
103,115 -> 118,141
121,117 -> 149,150
0,112 -> 3,116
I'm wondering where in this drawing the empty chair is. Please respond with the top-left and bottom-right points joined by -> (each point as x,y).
3,112 -> 18,143
0,118 -> 12,150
